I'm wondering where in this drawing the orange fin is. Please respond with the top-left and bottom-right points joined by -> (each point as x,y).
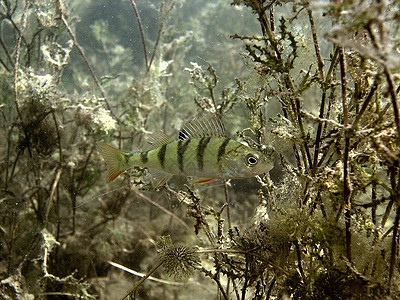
98,142 -> 129,183
193,178 -> 216,184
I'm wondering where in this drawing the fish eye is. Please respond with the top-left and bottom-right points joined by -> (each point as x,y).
245,153 -> 258,166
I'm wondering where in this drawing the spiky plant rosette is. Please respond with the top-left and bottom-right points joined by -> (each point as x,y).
157,236 -> 200,280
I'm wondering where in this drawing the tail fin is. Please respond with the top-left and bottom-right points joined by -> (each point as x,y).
98,142 -> 129,183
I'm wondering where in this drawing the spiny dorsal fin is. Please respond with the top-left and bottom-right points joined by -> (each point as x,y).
178,116 -> 226,141
143,131 -> 174,151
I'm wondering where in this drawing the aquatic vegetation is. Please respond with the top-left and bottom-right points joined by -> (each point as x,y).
0,0 -> 400,299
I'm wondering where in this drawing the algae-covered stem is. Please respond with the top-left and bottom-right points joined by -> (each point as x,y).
388,165 -> 400,286
59,10 -> 116,122
224,180 -> 231,228
12,0 -> 47,222
385,67 -> 400,287
365,4 -> 400,287
308,9 -> 327,177
366,25 -> 400,287
339,45 -> 352,263
13,0 -> 31,157
258,1 -> 313,172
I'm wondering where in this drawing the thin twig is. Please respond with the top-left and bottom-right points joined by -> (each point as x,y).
241,255 -> 249,300
352,77 -> 379,130
130,0 -> 149,71
197,248 -> 290,276
43,168 -> 62,226
339,46 -> 352,263
258,5 -> 281,60
301,111 -> 345,129
0,56 -> 10,72
0,36 -> 14,67
339,48 -> 348,127
60,13 -> 116,120
388,164 -> 400,287
224,180 -> 231,228
307,9 -> 325,82
389,206 -> 400,285
148,20 -> 163,70
133,189 -> 192,232
308,9 -> 326,175
108,261 -> 184,286
384,67 -> 400,136
195,265 -> 229,300
13,0 -> 32,158
122,259 -> 164,300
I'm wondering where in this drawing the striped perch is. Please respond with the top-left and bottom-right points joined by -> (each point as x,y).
98,117 -> 274,186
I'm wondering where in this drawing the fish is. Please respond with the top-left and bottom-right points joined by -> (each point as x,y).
98,116 -> 274,186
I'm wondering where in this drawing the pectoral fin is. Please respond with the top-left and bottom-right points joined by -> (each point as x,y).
192,178 -> 217,184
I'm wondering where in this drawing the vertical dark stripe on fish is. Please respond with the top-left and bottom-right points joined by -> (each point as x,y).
158,144 -> 167,169
140,151 -> 149,164
177,139 -> 191,173
197,137 -> 211,171
217,137 -> 230,162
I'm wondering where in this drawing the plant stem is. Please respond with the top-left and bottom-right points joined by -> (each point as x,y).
384,67 -> 400,136
339,48 -> 348,127
148,20 -> 163,70
352,78 -> 379,130
389,201 -> 400,286
339,46 -> 352,263
224,180 -> 231,228
388,163 -> 400,287
133,189 -> 192,232
130,0 -> 149,71
60,13 -> 116,120
308,9 -> 326,175
122,259 -> 164,300
13,0 -> 31,157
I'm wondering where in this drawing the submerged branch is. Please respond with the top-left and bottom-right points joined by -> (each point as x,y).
60,13 -> 116,121
133,189 -> 192,232
389,204 -> 400,286
121,259 -> 164,300
384,67 -> 400,137
13,0 -> 31,157
339,45 -> 352,263
108,261 -> 184,286
130,0 -> 149,71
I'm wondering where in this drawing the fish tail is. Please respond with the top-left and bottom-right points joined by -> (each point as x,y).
98,142 -> 130,183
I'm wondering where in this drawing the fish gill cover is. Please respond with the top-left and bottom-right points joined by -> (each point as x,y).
0,0 -> 399,299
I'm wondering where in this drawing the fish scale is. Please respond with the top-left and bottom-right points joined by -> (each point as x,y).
98,117 -> 274,186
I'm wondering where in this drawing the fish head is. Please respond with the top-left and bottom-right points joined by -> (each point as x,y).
221,144 -> 274,179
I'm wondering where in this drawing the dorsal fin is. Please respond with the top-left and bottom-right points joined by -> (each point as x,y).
143,131 -> 174,151
178,116 -> 226,141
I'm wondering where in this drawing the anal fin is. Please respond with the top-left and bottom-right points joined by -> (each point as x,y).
150,169 -> 172,187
